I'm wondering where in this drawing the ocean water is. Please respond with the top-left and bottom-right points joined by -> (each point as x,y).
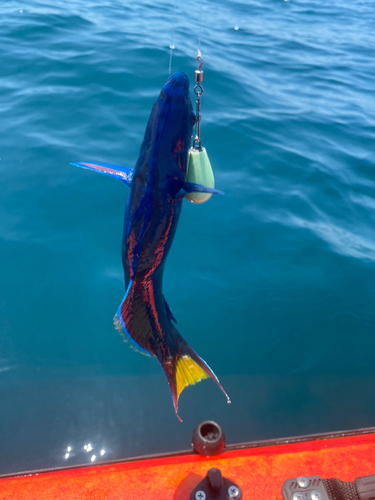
1,0 -> 375,475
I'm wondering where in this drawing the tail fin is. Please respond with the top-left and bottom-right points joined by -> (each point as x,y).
168,346 -> 231,422
114,278 -> 230,421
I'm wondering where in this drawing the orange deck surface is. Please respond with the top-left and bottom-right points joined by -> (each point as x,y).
1,432 -> 374,500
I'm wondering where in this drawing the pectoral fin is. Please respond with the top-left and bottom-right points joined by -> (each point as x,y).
179,182 -> 225,197
184,182 -> 224,195
71,162 -> 134,186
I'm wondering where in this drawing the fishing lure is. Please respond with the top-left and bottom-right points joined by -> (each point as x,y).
72,69 -> 230,421
185,53 -> 216,204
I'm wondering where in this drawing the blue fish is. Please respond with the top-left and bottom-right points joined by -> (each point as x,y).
72,72 -> 229,421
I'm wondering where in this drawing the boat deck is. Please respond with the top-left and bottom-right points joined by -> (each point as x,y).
1,429 -> 374,499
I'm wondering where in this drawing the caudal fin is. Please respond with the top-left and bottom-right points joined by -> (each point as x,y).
113,279 -> 230,421
166,346 -> 231,422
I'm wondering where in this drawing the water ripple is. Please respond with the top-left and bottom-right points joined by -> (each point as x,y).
1,0 -> 375,474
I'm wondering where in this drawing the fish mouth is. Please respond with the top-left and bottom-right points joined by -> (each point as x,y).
167,71 -> 189,90
162,71 -> 190,98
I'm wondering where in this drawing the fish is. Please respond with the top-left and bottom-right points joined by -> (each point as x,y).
72,71 -> 230,421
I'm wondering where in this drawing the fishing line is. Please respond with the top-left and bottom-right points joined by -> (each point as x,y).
198,1 -> 203,53
184,0 -> 226,210
193,1 -> 205,151
168,0 -> 176,75
168,0 -> 202,75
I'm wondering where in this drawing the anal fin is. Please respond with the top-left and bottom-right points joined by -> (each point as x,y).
113,280 -> 151,357
163,295 -> 177,323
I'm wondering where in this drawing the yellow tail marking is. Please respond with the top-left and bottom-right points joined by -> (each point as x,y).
175,355 -> 210,401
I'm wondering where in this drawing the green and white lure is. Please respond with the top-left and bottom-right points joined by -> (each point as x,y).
185,52 -> 217,204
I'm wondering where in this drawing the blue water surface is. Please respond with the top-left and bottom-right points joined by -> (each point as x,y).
1,0 -> 375,474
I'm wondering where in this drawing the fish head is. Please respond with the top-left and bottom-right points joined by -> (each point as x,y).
160,71 -> 195,173
144,72 -> 195,183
